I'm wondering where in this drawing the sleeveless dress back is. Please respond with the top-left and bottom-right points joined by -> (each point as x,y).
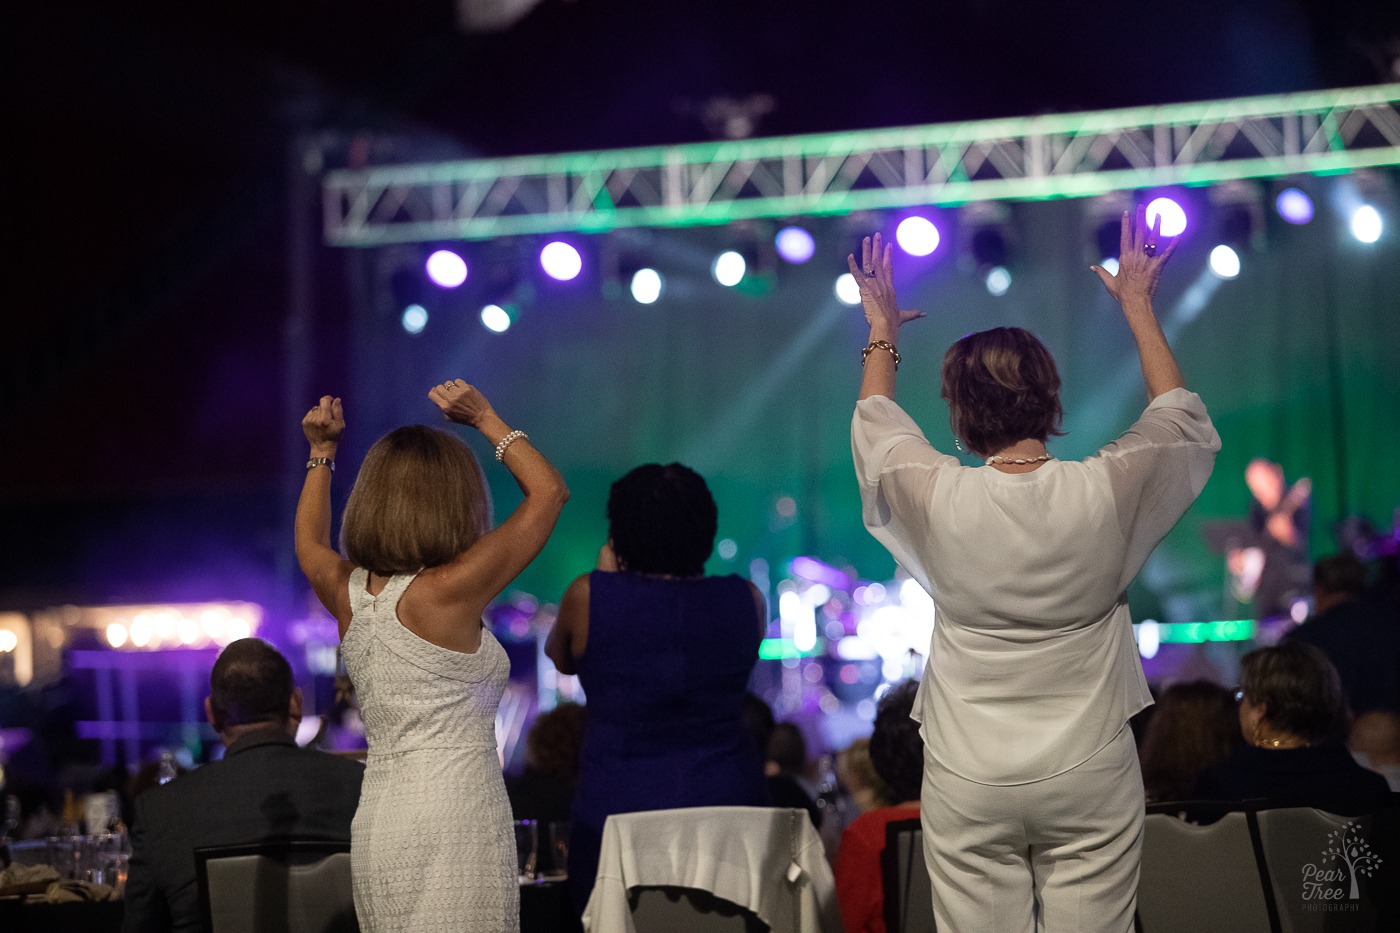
341,568 -> 517,932
569,571 -> 769,911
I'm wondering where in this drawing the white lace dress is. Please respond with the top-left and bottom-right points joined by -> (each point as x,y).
341,568 -> 517,932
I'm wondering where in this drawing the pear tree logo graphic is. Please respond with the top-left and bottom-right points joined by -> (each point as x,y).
1301,820 -> 1382,902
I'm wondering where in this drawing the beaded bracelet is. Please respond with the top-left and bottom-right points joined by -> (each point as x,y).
494,430 -> 528,462
861,340 -> 901,369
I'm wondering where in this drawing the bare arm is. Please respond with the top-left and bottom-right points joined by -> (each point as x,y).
425,380 -> 569,609
295,396 -> 354,630
849,233 -> 925,402
545,573 -> 591,676
1091,207 -> 1185,401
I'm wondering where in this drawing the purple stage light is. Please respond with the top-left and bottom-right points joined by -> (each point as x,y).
1275,188 -> 1314,225
895,216 -> 940,256
775,226 -> 816,263
540,241 -> 583,281
790,555 -> 853,591
425,250 -> 468,288
1144,198 -> 1187,237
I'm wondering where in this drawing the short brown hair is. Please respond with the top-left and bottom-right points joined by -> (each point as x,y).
342,426 -> 492,575
941,327 -> 1064,457
1240,641 -> 1349,744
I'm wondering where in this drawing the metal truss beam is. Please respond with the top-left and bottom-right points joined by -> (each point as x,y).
323,83 -> 1400,246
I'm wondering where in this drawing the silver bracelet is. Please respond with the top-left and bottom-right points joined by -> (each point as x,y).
494,430 -> 528,462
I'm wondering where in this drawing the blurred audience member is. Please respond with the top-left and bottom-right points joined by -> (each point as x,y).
768,721 -> 822,828
835,681 -> 923,933
1194,642 -> 1388,799
123,639 -> 363,933
1138,681 -> 1242,802
1350,710 -> 1400,791
837,738 -> 892,816
507,702 -> 587,822
1287,552 -> 1400,715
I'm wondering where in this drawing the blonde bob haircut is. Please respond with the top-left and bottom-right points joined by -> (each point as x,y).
341,426 -> 493,575
940,326 -> 1064,458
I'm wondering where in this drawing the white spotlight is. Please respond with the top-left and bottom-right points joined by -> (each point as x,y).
1099,257 -> 1120,276
401,304 -> 428,335
985,266 -> 1012,296
1208,245 -> 1241,279
480,305 -> 512,334
712,251 -> 746,287
630,268 -> 663,304
1351,205 -> 1382,244
834,273 -> 862,306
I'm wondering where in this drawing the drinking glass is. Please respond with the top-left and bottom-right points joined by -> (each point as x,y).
514,820 -> 538,884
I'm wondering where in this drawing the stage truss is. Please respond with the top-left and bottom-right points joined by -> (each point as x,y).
323,83 -> 1400,246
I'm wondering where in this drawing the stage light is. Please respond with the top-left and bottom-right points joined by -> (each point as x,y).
1351,205 -> 1382,243
1099,258 -> 1120,276
425,250 -> 468,288
1145,197 -> 1187,237
0,630 -> 17,653
895,216 -> 940,256
1276,188 -> 1314,225
105,623 -> 128,649
985,266 -> 1012,296
774,226 -> 816,263
630,268 -> 663,304
540,241 -> 583,281
1208,245 -> 1241,279
401,304 -> 428,334
712,250 -> 746,286
717,538 -> 738,560
480,304 -> 511,333
834,273 -> 861,306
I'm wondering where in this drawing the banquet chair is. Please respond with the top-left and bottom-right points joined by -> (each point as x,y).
195,838 -> 358,933
582,806 -> 841,933
1252,795 -> 1400,933
881,818 -> 934,933
1136,805 -> 1273,933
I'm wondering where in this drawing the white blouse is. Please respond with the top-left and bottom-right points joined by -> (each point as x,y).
852,388 -> 1220,785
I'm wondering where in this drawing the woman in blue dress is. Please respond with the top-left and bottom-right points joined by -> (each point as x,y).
546,463 -> 771,914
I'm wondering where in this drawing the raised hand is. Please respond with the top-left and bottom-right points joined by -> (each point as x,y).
1091,205 -> 1178,306
302,396 -> 344,455
847,232 -> 926,338
429,378 -> 495,429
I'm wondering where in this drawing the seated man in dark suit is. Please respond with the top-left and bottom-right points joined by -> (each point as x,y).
122,638 -> 363,933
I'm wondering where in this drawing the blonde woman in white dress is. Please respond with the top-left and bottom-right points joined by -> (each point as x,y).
297,380 -> 568,932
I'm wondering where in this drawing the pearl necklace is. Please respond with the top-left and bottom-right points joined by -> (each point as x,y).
985,453 -> 1054,466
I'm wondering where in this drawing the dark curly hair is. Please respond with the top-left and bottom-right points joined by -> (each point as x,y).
525,702 -> 587,783
941,327 -> 1064,458
869,680 -> 924,804
607,463 -> 718,576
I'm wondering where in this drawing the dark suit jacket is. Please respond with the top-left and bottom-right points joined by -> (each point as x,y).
122,728 -> 363,933
1287,596 -> 1400,715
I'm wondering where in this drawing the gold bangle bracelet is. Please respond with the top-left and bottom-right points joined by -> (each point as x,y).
861,340 -> 900,369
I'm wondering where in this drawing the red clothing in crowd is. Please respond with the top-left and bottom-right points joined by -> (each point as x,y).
834,804 -> 920,933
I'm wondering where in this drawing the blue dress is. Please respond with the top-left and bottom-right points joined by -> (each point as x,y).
568,571 -> 770,912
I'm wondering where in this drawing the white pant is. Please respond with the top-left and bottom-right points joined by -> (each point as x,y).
921,726 -> 1143,933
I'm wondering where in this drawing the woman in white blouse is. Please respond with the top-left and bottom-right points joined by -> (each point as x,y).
849,208 -> 1220,933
